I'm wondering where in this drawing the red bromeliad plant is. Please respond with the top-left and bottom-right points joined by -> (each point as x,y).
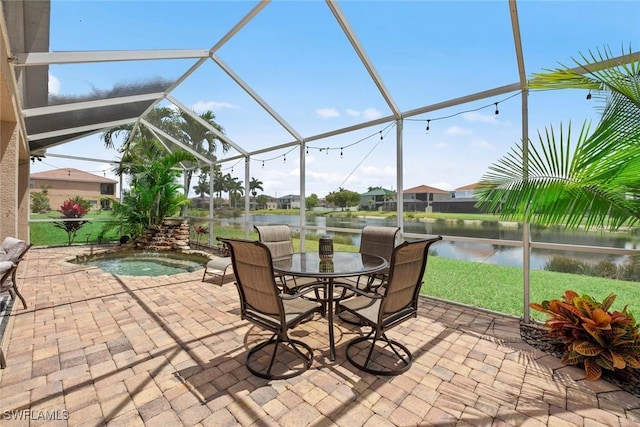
54,199 -> 90,246
530,290 -> 640,381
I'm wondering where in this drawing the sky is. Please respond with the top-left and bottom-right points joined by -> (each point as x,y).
30,0 -> 640,200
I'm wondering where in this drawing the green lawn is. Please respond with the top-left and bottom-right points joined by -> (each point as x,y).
29,215 -> 640,321
30,211 -> 121,246
191,222 -> 640,320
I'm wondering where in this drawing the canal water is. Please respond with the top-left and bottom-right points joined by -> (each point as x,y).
220,214 -> 639,270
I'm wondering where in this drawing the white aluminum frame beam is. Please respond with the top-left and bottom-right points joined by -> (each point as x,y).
140,118 -> 213,165
508,0 -> 531,322
28,117 -> 138,141
166,95 -> 248,156
211,55 -> 304,143
13,49 -> 210,66
326,0 -> 400,118
22,92 -> 165,117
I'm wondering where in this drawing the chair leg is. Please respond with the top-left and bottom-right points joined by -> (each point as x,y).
345,330 -> 413,376
246,334 -> 314,380
13,285 -> 27,309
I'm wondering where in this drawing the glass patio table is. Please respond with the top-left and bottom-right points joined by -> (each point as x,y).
272,251 -> 388,361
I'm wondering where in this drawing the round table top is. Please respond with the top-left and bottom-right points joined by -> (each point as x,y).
272,251 -> 388,279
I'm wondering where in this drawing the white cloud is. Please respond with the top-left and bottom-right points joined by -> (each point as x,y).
445,125 -> 470,136
431,182 -> 452,191
48,73 -> 60,95
362,108 -> 382,120
315,108 -> 340,118
462,111 -> 510,126
469,139 -> 495,151
191,100 -> 239,112
344,107 -> 382,120
433,141 -> 449,149
360,165 -> 396,178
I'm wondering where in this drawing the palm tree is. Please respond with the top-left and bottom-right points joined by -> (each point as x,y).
475,46 -> 640,231
249,177 -> 264,210
102,106 -> 178,151
175,110 -> 230,205
112,138 -> 196,237
192,173 -> 210,208
227,176 -> 244,209
101,107 -> 229,215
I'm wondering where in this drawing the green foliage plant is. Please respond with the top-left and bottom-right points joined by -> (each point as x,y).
476,46 -> 640,232
54,198 -> 90,245
111,138 -> 196,238
30,184 -> 52,213
530,290 -> 640,381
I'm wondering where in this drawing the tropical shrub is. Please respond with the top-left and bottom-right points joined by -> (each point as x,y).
54,198 -> 90,245
111,138 -> 196,238
31,185 -> 51,213
530,290 -> 640,381
544,256 -> 640,281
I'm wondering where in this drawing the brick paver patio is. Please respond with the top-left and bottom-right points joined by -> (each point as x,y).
1,246 -> 639,426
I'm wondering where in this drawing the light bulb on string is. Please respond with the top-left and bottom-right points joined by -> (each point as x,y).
586,90 -> 592,100
379,131 -> 383,141
283,155 -> 286,163
494,102 -> 499,115
426,119 -> 430,132
262,161 -> 264,168
326,147 -> 329,155
340,147 -> 343,158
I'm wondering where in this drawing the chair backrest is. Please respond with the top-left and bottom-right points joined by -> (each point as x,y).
0,237 -> 29,263
381,237 -> 442,319
359,226 -> 400,264
254,224 -> 294,259
221,238 -> 283,319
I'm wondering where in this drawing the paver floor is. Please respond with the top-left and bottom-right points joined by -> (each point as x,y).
1,246 -> 639,426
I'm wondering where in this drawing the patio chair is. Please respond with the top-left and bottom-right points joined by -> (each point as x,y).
0,237 -> 31,309
337,236 -> 442,375
357,225 -> 400,291
220,238 -> 323,379
254,224 -> 316,293
202,237 -> 233,285
202,257 -> 233,286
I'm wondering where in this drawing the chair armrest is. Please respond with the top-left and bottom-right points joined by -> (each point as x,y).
0,261 -> 13,274
337,284 -> 384,300
281,282 -> 326,300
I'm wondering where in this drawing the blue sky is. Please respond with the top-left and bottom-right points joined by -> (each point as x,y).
33,0 -> 640,199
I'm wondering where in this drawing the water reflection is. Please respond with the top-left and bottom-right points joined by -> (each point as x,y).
221,214 -> 637,270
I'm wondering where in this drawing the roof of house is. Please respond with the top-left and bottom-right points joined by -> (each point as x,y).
30,168 -> 117,184
361,188 -> 393,196
404,184 -> 448,194
455,183 -> 479,191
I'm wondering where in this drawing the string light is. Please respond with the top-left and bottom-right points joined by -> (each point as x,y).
586,90 -> 592,100
340,147 -> 343,158
409,91 -> 521,132
283,154 -> 286,163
